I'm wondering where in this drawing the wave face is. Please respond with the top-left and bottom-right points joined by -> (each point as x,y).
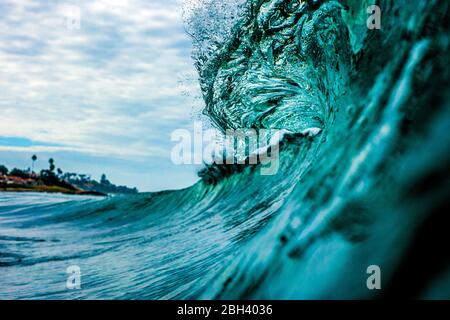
1,0 -> 450,299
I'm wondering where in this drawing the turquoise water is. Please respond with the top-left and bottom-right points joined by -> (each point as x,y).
1,0 -> 449,299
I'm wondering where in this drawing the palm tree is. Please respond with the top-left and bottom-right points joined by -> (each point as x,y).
49,158 -> 55,172
31,154 -> 37,174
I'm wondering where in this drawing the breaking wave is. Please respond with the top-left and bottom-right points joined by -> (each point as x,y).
1,0 -> 449,299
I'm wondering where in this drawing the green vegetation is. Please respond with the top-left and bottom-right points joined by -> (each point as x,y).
0,157 -> 138,195
31,154 -> 37,173
63,172 -> 138,194
0,165 -> 8,176
8,168 -> 30,179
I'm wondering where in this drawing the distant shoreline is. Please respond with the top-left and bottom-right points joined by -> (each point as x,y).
0,185 -> 107,196
1,160 -> 138,196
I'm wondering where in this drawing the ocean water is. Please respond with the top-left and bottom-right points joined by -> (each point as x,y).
1,0 -> 450,299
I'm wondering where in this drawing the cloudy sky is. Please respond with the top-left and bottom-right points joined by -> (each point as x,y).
0,0 -> 205,192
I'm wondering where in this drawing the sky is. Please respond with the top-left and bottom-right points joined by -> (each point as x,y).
0,0 -> 205,192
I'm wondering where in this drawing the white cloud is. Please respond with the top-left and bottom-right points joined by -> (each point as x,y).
0,0 -> 203,160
